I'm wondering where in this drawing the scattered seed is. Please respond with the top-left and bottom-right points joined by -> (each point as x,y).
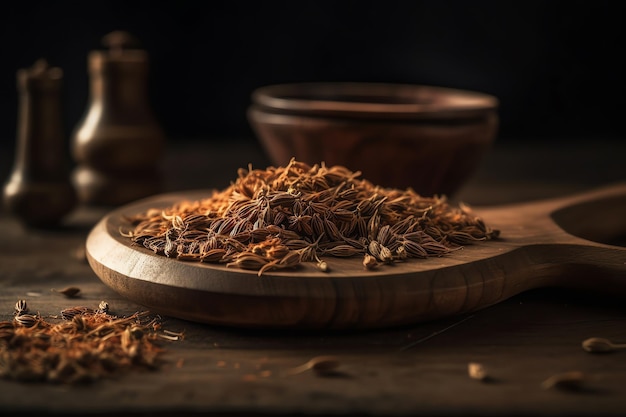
163,329 -> 185,339
14,299 -> 28,316
286,355 -> 341,376
541,371 -> 586,391
467,362 -> 489,381
316,260 -> 329,272
61,306 -> 94,320
13,313 -> 39,328
52,287 -> 81,298
582,337 -> 626,353
96,301 -> 110,314
363,254 -> 379,270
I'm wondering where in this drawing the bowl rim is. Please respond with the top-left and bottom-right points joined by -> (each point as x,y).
251,82 -> 498,119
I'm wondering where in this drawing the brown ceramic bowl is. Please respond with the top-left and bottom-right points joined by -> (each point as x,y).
247,82 -> 498,197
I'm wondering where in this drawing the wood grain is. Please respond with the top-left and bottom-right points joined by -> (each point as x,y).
85,182 -> 626,329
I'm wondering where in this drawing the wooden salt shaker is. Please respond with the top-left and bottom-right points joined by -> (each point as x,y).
3,60 -> 77,227
71,31 -> 166,206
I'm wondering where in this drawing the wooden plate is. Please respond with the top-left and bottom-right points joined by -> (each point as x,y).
86,183 -> 626,329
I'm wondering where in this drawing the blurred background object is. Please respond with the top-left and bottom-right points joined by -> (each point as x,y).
3,59 -> 77,227
0,0 -> 624,192
71,30 -> 166,206
248,82 -> 498,196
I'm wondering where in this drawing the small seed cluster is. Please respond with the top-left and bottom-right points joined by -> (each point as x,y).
122,159 -> 499,275
0,300 -> 182,384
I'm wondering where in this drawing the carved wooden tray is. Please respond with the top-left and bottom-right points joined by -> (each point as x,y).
86,183 -> 626,329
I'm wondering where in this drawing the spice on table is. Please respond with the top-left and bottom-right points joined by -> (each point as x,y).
285,355 -> 341,376
121,159 -> 499,276
51,286 -> 81,298
582,337 -> 626,353
467,362 -> 489,382
0,300 -> 182,384
541,371 -> 586,391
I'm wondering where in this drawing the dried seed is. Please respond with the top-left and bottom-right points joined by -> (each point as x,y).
581,337 -> 626,353
363,254 -> 379,270
541,371 -> 586,391
376,225 -> 393,247
0,327 -> 15,341
265,244 -> 290,260
227,254 -> 269,270
14,299 -> 28,316
60,306 -> 94,320
52,287 -> 81,298
13,314 -> 38,328
163,329 -> 185,340
171,215 -> 185,231
286,355 -> 341,376
323,244 -> 362,257
279,251 -> 301,266
367,213 -> 381,240
316,260 -> 329,272
332,208 -> 354,223
394,246 -> 408,260
0,321 -> 14,330
96,301 -> 110,314
378,244 -> 394,263
284,239 -> 311,250
402,240 -> 428,258
468,362 -> 489,381
200,248 -> 228,263
323,218 -> 344,242
368,240 -> 382,259
310,213 -> 326,237
158,333 -> 182,341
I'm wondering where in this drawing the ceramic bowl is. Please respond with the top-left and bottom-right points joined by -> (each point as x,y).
247,82 -> 498,196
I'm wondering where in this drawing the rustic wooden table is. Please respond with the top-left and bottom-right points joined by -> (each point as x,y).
1,138 -> 625,416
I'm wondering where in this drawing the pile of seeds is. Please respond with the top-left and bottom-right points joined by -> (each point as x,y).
0,300 -> 182,384
122,159 -> 499,275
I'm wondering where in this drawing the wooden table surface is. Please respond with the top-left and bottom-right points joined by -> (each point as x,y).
1,138 -> 625,416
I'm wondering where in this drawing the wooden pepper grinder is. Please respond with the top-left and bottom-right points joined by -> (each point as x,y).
71,31 -> 166,206
3,59 -> 77,227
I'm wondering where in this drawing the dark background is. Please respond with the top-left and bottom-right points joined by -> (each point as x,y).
1,1 -> 624,164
